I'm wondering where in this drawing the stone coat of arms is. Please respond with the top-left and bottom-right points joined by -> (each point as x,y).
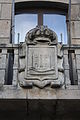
18,26 -> 64,88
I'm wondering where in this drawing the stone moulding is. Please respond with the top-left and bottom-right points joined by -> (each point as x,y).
19,26 -> 64,88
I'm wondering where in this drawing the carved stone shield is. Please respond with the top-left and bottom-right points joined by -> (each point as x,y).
19,26 -> 64,88
26,45 -> 58,81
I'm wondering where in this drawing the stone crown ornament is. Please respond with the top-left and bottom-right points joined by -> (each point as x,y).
25,26 -> 58,45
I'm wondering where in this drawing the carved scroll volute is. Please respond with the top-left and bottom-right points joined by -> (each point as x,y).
25,26 -> 58,45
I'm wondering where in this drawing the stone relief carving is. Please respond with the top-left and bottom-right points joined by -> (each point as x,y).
18,26 -> 64,88
26,25 -> 57,45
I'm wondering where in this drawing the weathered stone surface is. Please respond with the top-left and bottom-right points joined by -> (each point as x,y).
13,53 -> 18,68
0,38 -> 9,44
63,49 -> 68,55
0,0 -> 12,3
0,70 -> 5,85
14,49 -> 18,54
0,49 -> 7,68
75,49 -> 80,54
19,58 -> 25,70
0,4 -> 1,18
0,1 -> 80,120
19,71 -> 25,84
12,69 -> 18,86
56,89 -> 80,99
64,55 -> 69,69
66,85 -> 78,90
1,86 -> 26,99
71,5 -> 80,20
0,20 -> 10,38
19,26 -> 64,88
28,88 -> 57,99
76,55 -> 80,69
2,49 -> 7,54
72,0 -> 80,4
71,21 -> 80,39
64,69 -> 71,85
0,86 -> 79,99
72,39 -> 80,45
1,4 -> 12,19
77,70 -> 80,85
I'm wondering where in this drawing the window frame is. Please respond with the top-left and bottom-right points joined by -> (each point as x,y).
15,1 -> 68,26
14,1 -> 68,44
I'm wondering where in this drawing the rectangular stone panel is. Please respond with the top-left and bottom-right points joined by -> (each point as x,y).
71,39 -> 80,45
0,0 -> 12,3
13,69 -> 18,86
26,45 -> 58,81
0,70 -> 5,85
75,49 -> 80,55
63,50 -> 68,55
0,20 -> 10,38
1,4 -> 12,19
71,5 -> 80,20
71,21 -> 80,39
64,55 -> 69,69
0,38 -> 9,44
13,55 -> 18,68
72,0 -> 80,4
0,4 -> 1,18
76,55 -> 80,69
65,69 -> 70,85
0,49 -> 7,69
77,70 -> 80,85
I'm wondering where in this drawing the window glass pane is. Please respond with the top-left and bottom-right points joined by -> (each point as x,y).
43,14 -> 67,44
15,14 -> 37,43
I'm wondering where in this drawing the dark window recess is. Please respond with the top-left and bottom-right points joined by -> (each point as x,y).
68,50 -> 78,85
5,50 -> 14,85
0,49 -> 2,53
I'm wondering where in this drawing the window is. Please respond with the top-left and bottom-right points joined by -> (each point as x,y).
15,1 -> 68,44
15,14 -> 37,43
44,14 -> 67,44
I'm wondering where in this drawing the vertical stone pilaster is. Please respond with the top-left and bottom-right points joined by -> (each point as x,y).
0,4 -> 1,18
0,49 -> 7,85
71,4 -> 80,45
12,49 -> 18,86
63,50 -> 70,86
75,50 -> 80,87
0,1 -> 12,44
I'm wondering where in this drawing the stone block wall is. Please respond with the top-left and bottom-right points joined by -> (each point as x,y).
0,0 -> 80,45
0,0 -> 80,88
71,1 -> 80,45
0,0 -> 12,44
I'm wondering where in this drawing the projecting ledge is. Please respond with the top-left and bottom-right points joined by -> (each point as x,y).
0,85 -> 80,99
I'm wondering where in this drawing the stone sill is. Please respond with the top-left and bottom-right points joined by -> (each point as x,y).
0,85 -> 80,99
